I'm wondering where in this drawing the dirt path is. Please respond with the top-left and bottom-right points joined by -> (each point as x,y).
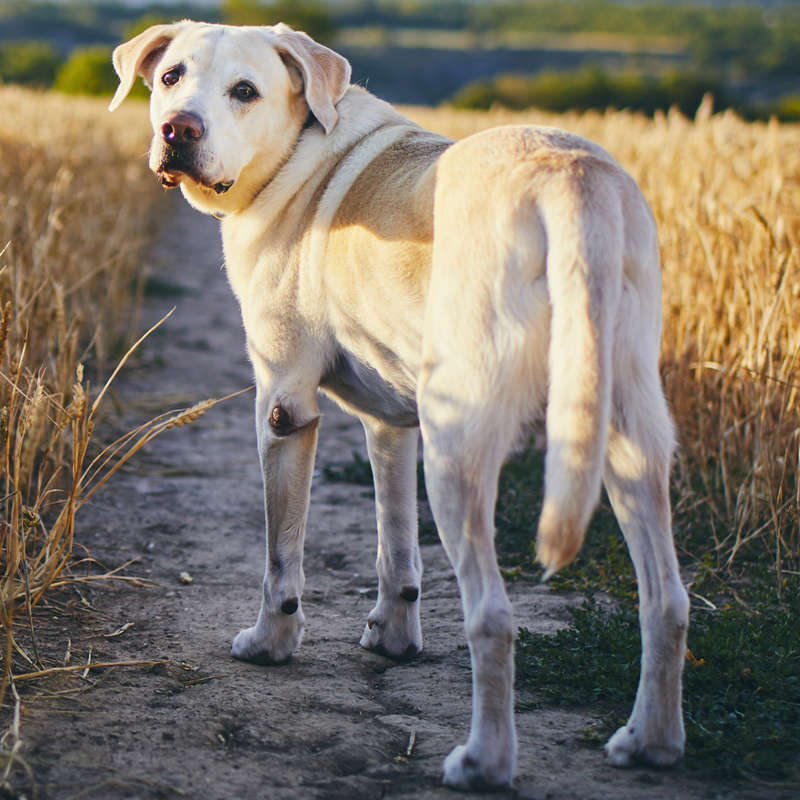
17,200 -> 772,800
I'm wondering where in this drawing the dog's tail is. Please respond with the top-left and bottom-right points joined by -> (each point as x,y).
536,159 -> 623,579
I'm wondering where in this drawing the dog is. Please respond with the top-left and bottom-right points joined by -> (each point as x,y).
110,21 -> 689,789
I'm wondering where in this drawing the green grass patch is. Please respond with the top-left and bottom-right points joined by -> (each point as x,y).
494,441 -> 639,597
516,584 -> 800,782
501,440 -> 800,783
492,437 -> 545,569
516,601 -> 640,708
322,449 -> 374,488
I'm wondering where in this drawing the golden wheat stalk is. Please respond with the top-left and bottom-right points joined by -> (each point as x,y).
77,385 -> 253,510
12,659 -> 171,683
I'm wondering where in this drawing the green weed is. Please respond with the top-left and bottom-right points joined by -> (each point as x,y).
322,449 -> 374,488
516,582 -> 800,782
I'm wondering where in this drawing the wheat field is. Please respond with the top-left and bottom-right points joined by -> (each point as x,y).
0,87 -> 159,704
1,87 -> 798,709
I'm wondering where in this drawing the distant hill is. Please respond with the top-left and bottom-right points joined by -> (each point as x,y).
0,1 -> 797,113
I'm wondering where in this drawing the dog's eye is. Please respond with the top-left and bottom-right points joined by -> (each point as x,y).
231,81 -> 259,102
161,67 -> 183,87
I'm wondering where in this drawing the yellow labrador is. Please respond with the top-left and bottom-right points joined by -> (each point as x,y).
111,21 -> 688,789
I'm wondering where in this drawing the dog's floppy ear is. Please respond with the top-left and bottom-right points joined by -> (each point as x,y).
109,23 -> 185,111
272,24 -> 351,135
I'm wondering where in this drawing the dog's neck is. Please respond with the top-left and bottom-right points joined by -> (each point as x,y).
204,110 -> 320,221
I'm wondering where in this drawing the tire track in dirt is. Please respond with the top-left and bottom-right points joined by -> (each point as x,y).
19,199 -> 773,800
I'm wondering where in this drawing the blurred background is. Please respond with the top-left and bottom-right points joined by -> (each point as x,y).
0,0 -> 798,119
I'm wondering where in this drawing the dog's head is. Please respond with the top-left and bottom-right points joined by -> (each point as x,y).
109,21 -> 351,214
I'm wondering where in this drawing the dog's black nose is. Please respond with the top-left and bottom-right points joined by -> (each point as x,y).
161,112 -> 205,144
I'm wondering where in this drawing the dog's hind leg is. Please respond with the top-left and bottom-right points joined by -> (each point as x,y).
418,384 -> 519,790
417,321 -> 535,790
231,385 -> 319,665
358,420 -> 423,660
602,350 -> 688,767
417,139 -> 553,788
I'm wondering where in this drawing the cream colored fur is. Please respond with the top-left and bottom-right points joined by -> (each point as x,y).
111,21 -> 689,790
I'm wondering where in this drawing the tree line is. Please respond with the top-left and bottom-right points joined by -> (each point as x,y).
0,1 -> 797,117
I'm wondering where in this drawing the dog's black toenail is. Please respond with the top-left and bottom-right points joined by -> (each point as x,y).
400,586 -> 419,602
280,597 -> 299,615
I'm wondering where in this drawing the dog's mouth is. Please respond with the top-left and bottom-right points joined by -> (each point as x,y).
157,169 -> 234,196
159,171 -> 181,189
156,150 -> 233,195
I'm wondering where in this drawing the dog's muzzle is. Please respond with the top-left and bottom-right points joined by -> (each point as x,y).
156,148 -> 195,188
155,112 -> 233,194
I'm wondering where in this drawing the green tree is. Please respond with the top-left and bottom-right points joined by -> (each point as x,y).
222,0 -> 336,42
54,46 -> 117,97
450,66 -> 726,118
686,8 -> 773,75
774,95 -> 800,122
0,40 -> 61,87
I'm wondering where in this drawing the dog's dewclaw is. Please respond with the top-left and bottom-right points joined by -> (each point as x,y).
280,597 -> 299,615
400,586 -> 419,602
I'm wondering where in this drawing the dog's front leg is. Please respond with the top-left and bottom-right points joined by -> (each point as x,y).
232,387 -> 319,665
358,420 -> 422,660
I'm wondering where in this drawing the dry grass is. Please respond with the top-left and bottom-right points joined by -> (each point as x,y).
0,87 -> 160,705
404,100 -> 800,580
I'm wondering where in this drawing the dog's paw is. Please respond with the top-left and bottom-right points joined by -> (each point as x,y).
359,623 -> 421,661
604,722 -> 684,768
442,744 -> 513,791
359,591 -> 422,661
231,610 -> 303,665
